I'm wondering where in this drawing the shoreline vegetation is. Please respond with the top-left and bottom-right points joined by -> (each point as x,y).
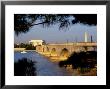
14,58 -> 37,76
14,49 -> 97,76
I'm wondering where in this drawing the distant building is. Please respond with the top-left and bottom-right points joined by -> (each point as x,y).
29,40 -> 44,46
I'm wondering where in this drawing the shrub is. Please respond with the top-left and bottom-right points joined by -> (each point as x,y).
14,58 -> 36,76
59,51 -> 97,69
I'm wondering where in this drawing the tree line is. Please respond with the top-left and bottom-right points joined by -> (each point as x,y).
14,43 -> 36,50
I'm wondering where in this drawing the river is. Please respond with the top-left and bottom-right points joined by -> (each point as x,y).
14,51 -> 72,76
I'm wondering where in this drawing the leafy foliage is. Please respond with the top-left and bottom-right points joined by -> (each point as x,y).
14,58 -> 36,76
73,14 -> 97,25
59,51 -> 97,69
14,14 -> 97,35
14,14 -> 37,35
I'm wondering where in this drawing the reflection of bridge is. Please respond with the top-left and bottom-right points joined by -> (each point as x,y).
36,42 -> 97,60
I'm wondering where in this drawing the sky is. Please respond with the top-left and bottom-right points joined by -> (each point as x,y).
14,21 -> 97,44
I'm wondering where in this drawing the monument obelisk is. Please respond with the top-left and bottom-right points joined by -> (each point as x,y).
85,32 -> 88,42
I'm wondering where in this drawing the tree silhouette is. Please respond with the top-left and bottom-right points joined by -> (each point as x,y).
14,14 -> 97,35
59,51 -> 97,69
14,58 -> 36,76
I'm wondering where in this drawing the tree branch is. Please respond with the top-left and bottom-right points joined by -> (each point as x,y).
30,21 -> 47,26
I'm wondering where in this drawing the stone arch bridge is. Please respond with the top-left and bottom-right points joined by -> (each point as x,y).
36,42 -> 97,60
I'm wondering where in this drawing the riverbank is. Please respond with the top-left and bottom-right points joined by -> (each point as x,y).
24,50 -> 36,51
14,48 -> 36,52
14,48 -> 25,51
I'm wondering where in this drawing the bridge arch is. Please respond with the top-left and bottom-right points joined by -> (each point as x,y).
43,47 -> 45,52
51,48 -> 57,56
42,46 -> 50,53
46,47 -> 49,52
60,48 -> 69,58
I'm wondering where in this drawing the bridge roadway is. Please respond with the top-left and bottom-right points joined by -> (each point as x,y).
36,42 -> 97,60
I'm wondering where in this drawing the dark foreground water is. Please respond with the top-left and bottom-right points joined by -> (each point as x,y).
14,51 -> 72,76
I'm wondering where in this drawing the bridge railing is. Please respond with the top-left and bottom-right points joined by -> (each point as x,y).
76,42 -> 97,46
46,42 -> 97,47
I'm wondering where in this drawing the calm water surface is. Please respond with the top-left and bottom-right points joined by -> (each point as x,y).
14,51 -> 72,76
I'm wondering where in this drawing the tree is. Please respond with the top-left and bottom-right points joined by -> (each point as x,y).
14,14 -> 97,35
14,58 -> 36,76
59,51 -> 97,69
